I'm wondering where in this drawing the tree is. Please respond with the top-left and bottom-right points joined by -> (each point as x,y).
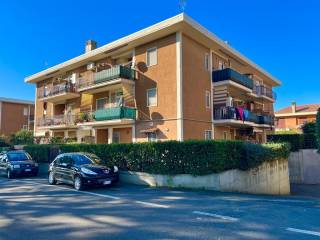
316,109 -> 320,152
10,130 -> 34,145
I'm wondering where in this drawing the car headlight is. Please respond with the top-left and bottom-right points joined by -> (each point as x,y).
113,166 -> 119,173
81,167 -> 97,175
12,165 -> 20,169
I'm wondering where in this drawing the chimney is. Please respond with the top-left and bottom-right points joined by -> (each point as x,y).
85,40 -> 97,53
291,102 -> 296,113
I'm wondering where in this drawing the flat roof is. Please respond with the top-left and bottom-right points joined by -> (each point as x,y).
25,13 -> 281,86
0,97 -> 34,105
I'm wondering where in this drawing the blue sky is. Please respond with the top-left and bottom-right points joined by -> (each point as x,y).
0,0 -> 319,110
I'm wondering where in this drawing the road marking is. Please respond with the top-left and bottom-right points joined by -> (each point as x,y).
286,227 -> 320,237
135,200 -> 170,209
192,211 -> 239,222
12,179 -> 120,200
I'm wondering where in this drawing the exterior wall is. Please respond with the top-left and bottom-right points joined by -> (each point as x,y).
276,114 -> 316,131
182,35 -> 212,140
0,101 -> 34,136
120,158 -> 290,195
134,34 -> 178,142
214,126 -> 231,140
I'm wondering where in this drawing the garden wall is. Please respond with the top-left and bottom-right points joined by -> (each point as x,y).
120,158 -> 290,195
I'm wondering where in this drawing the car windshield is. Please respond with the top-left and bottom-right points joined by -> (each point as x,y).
7,152 -> 31,161
73,154 -> 102,166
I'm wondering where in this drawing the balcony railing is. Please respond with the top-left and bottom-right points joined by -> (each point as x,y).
38,83 -> 77,99
212,68 -> 254,89
77,106 -> 136,123
213,107 -> 274,125
37,114 -> 76,127
77,65 -> 135,90
253,85 -> 276,100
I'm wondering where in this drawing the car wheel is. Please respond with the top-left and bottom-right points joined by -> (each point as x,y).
7,170 -> 13,179
74,176 -> 83,191
48,171 -> 56,185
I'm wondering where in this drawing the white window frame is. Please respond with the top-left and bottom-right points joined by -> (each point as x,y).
147,132 -> 157,142
146,47 -> 158,67
205,90 -> 211,109
23,107 -> 28,116
204,130 -> 212,140
96,97 -> 108,110
205,53 -> 210,71
147,88 -> 157,107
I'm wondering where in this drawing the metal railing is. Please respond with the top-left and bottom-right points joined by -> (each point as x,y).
37,114 -> 76,127
212,68 -> 254,89
253,85 -> 276,100
77,65 -> 136,90
38,83 -> 77,99
213,106 -> 274,125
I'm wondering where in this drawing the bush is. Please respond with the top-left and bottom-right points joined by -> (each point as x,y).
267,134 -> 302,151
317,109 -> 320,153
0,135 -> 9,147
23,140 -> 289,175
302,122 -> 316,134
10,130 -> 34,145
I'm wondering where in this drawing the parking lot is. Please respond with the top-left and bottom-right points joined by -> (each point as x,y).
0,176 -> 320,240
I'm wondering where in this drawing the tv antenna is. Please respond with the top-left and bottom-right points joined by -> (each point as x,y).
179,0 -> 187,12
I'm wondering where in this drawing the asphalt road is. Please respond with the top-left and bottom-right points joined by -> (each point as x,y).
0,176 -> 320,240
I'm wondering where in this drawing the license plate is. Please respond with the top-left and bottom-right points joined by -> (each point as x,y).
103,180 -> 111,185
25,169 -> 31,172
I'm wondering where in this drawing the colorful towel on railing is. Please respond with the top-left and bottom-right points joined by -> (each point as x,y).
235,107 -> 244,121
243,109 -> 249,122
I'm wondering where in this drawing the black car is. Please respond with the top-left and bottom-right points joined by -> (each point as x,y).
48,152 -> 119,190
0,150 -> 39,178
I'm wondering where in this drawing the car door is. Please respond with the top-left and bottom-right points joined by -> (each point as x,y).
59,155 -> 74,184
0,154 -> 4,174
53,156 -> 64,181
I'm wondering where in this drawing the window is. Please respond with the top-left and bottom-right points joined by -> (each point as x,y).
205,91 -> 211,109
22,125 -> 28,130
147,88 -> 157,107
205,53 -> 210,71
96,98 -> 108,110
223,131 -> 228,140
205,130 -> 212,140
113,132 -> 120,144
147,132 -> 157,142
218,60 -> 224,70
146,47 -> 157,67
23,107 -> 28,116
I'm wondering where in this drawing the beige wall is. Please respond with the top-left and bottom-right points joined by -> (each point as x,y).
134,34 -> 178,142
182,35 -> 212,140
113,127 -> 132,143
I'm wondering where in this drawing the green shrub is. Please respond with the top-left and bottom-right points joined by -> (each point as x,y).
267,134 -> 302,151
10,130 -> 34,145
0,135 -> 10,147
302,122 -> 316,134
24,140 -> 289,175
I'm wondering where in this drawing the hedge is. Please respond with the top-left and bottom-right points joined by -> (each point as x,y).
23,140 -> 289,176
267,134 -> 318,151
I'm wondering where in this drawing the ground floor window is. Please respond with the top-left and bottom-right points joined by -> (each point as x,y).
147,132 -> 157,142
204,130 -> 212,140
112,132 -> 120,143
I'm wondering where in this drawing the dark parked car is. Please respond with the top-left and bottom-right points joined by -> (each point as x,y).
48,152 -> 119,190
0,150 -> 39,178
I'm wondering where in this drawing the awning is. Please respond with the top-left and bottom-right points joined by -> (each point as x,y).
34,131 -> 47,137
253,128 -> 263,133
140,127 -> 158,133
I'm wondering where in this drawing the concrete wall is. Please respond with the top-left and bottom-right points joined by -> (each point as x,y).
289,149 -> 320,184
120,158 -> 290,195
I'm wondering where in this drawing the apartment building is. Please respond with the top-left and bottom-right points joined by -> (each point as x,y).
275,102 -> 320,132
0,98 -> 34,136
25,14 -> 280,144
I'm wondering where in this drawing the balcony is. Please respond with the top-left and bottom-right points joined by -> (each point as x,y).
212,68 -> 254,90
76,106 -> 136,127
38,83 -> 79,103
77,65 -> 136,93
252,85 -> 277,101
37,114 -> 77,130
213,107 -> 274,127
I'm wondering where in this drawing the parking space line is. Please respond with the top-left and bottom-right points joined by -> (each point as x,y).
135,200 -> 170,209
193,211 -> 239,222
13,179 -> 121,200
286,227 -> 320,237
